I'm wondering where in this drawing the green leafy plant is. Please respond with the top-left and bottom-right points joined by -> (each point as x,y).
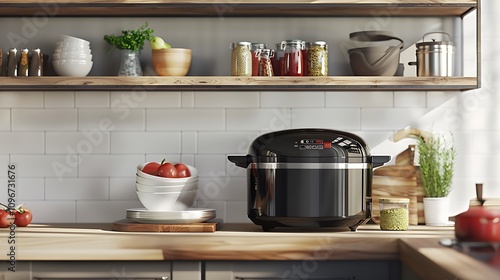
417,133 -> 455,198
104,22 -> 154,52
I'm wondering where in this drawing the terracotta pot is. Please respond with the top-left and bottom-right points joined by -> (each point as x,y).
454,183 -> 500,242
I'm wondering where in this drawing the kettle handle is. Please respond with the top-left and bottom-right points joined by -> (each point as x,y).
422,32 -> 451,42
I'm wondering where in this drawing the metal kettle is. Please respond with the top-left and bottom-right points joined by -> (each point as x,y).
408,32 -> 455,77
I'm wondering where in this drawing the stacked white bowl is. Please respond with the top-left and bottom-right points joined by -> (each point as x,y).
52,35 -> 93,76
136,163 -> 199,211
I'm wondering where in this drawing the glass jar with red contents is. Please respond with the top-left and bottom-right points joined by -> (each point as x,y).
256,48 -> 275,76
280,39 -> 305,76
250,43 -> 268,76
272,43 -> 285,76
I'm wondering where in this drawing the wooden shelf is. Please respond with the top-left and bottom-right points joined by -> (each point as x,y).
0,0 -> 477,17
0,76 -> 477,91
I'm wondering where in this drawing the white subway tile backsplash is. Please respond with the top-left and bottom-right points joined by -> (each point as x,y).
197,176 -> 246,201
76,91 -> 110,108
78,108 -> 145,131
27,201 -> 77,223
181,91 -> 195,108
361,108 -> 429,130
45,178 -> 109,200
227,108 -> 292,131
12,109 -> 77,131
110,131 -> 181,154
111,91 -> 181,108
11,155 -> 77,178
145,154 -> 181,164
46,131 -> 110,154
182,131 -> 198,154
195,154 -> 227,177
147,109 -> 225,131
197,132 -> 259,154
44,91 -> 75,108
394,91 -> 426,108
326,91 -> 393,108
426,91 -> 458,108
180,154 -> 195,166
110,177 -> 137,200
0,91 -> 43,108
76,200 -> 143,223
292,108 -> 360,130
195,91 -> 259,108
78,155 -> 145,177
261,91 -> 325,108
16,178 -> 45,201
0,109 -> 10,131
0,132 -> 44,154
226,201 -> 249,223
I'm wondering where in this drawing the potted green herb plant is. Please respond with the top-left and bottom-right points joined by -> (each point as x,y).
417,132 -> 455,226
104,22 -> 154,76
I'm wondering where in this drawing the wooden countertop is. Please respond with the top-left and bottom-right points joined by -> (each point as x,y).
1,223 -> 498,279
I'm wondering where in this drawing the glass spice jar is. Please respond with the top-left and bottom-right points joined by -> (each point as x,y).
306,41 -> 328,76
379,198 -> 410,231
272,43 -> 284,76
280,39 -> 305,76
250,43 -> 268,76
230,42 -> 252,76
256,48 -> 274,76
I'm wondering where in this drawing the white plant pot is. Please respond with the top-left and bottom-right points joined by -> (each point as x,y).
423,197 -> 450,226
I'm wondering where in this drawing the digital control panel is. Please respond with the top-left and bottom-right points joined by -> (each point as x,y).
294,139 -> 332,150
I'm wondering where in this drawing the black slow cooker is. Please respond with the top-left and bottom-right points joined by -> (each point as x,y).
228,128 -> 390,231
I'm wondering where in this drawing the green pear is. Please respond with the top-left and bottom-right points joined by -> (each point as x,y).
150,36 -> 171,50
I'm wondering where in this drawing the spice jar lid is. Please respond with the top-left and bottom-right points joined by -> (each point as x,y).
250,43 -> 268,51
230,41 -> 252,49
306,41 -> 328,47
379,197 -> 410,204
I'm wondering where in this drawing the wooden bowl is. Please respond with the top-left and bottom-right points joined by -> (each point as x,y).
152,48 -> 192,76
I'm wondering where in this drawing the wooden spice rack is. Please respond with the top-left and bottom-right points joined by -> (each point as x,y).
0,0 -> 479,92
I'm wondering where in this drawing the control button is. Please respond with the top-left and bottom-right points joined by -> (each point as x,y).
324,142 -> 332,149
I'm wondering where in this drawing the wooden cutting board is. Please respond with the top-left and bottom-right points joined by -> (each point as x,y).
111,219 -> 221,233
372,145 -> 426,225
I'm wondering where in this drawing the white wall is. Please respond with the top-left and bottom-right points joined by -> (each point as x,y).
0,2 -> 494,224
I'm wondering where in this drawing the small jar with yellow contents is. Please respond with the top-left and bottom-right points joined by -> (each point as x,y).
379,197 -> 410,231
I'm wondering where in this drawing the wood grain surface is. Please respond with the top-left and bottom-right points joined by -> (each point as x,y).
111,219 -> 219,232
0,76 -> 478,91
372,145 -> 426,225
0,1 -> 477,17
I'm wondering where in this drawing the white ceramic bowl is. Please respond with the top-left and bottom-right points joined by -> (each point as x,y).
59,34 -> 90,44
136,163 -> 199,184
53,53 -> 92,60
136,182 -> 198,192
53,60 -> 93,76
136,190 -> 197,211
53,47 -> 92,54
56,41 -> 90,49
136,174 -> 199,186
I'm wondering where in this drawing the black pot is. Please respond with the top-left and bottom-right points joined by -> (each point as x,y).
228,128 -> 390,231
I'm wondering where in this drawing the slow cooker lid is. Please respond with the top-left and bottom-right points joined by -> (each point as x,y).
248,128 -> 371,162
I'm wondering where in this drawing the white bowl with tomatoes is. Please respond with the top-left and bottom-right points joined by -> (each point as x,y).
136,189 -> 197,211
136,160 -> 199,211
136,181 -> 198,192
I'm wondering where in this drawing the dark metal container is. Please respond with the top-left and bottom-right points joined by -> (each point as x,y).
228,128 -> 390,231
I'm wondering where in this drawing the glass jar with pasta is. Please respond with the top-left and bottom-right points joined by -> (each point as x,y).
230,42 -> 252,76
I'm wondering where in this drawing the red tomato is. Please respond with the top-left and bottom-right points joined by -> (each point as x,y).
157,162 -> 178,178
142,162 -> 161,175
174,163 -> 191,178
0,209 -> 15,228
14,208 -> 32,227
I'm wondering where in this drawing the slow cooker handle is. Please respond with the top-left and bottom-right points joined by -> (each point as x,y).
228,155 -> 253,168
372,155 -> 391,168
